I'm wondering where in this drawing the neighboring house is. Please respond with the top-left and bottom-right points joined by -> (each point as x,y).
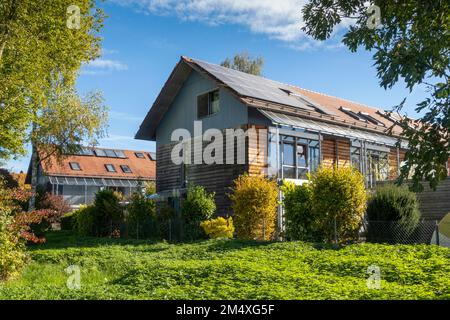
26,147 -> 156,206
136,56 -> 450,216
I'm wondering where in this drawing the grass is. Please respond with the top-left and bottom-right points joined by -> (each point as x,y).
0,231 -> 449,300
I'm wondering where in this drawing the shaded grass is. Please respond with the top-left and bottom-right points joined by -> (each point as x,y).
1,231 -> 449,300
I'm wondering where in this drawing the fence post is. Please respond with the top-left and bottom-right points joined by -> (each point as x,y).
435,220 -> 440,246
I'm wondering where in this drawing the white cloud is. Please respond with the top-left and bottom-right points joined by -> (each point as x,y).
81,58 -> 128,75
88,59 -> 128,71
111,0 -> 350,46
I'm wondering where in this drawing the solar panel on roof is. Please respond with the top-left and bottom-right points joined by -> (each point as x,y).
104,149 -> 117,157
114,150 -> 127,158
192,59 -> 327,113
94,149 -> 106,157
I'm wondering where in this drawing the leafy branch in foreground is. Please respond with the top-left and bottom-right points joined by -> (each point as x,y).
302,1 -> 450,190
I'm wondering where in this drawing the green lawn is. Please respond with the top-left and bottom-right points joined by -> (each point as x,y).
1,231 -> 449,300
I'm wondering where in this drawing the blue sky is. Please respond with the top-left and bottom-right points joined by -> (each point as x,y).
5,0 -> 428,172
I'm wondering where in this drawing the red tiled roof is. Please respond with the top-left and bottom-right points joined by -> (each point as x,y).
40,148 -> 155,180
291,87 -> 405,134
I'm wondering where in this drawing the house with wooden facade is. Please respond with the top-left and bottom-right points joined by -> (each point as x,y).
136,56 -> 449,216
26,147 -> 156,206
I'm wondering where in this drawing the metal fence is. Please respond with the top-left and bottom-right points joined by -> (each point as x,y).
361,220 -> 444,245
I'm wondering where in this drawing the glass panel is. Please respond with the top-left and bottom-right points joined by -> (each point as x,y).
105,149 -> 117,158
297,168 -> 309,180
283,166 -> 296,179
114,150 -> 126,158
296,144 -> 307,167
210,90 -> 220,114
197,93 -> 209,118
309,145 -> 320,173
282,143 -> 294,166
94,149 -> 106,157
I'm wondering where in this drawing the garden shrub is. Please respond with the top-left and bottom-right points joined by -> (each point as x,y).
200,217 -> 235,239
0,180 -> 27,281
157,204 -> 176,241
36,192 -> 71,223
92,190 -> 124,237
126,192 -> 157,239
308,166 -> 367,243
230,174 -> 278,241
281,182 -> 317,241
73,205 -> 95,236
60,211 -> 77,231
181,185 -> 216,241
366,184 -> 421,243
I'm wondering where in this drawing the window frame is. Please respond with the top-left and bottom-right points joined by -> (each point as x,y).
197,89 -> 220,119
135,152 -> 145,159
69,162 -> 82,171
280,134 -> 317,180
105,164 -> 117,173
120,165 -> 132,173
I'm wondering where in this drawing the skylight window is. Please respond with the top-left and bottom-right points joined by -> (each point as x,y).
105,164 -> 116,173
120,165 -> 132,173
358,112 -> 385,126
135,152 -> 145,159
339,107 -> 367,122
69,162 -> 81,171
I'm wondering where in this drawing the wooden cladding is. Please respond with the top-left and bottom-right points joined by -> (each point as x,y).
388,148 -> 406,180
322,137 -> 351,168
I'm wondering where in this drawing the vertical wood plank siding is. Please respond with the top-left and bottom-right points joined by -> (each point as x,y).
322,137 -> 351,168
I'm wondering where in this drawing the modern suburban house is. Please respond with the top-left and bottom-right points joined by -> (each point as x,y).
136,56 -> 450,217
26,147 -> 156,206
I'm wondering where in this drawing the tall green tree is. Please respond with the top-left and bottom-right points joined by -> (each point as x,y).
0,0 -> 104,160
302,1 -> 450,190
28,84 -> 108,209
221,52 -> 264,76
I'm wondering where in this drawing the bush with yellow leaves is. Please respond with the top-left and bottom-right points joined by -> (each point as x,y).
230,174 -> 278,241
200,217 -> 235,239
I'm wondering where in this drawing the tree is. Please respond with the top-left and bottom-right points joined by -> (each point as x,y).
28,85 -> 108,209
302,1 -> 450,191
221,52 -> 264,76
0,0 -> 104,160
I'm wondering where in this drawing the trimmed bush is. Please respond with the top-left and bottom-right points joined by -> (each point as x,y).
74,205 -> 95,236
309,166 -> 367,243
366,184 -> 421,243
230,174 -> 278,241
181,185 -> 216,241
281,182 -> 316,241
92,190 -> 124,237
201,217 -> 235,239
126,192 -> 157,239
60,211 -> 77,231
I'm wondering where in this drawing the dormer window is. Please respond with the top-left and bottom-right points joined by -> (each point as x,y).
197,90 -> 220,119
69,162 -> 81,171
